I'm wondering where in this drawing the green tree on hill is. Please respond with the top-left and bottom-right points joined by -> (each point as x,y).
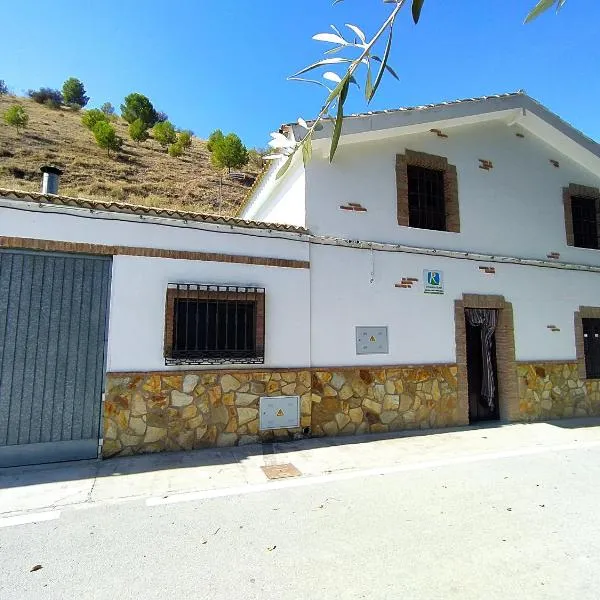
93,121 -> 123,157
81,108 -> 108,131
129,118 -> 149,143
210,132 -> 249,173
3,104 -> 29,134
152,120 -> 176,148
120,93 -> 158,127
100,102 -> 115,117
177,130 -> 192,149
27,87 -> 63,109
0,80 -> 8,95
62,77 -> 89,108
206,129 -> 224,152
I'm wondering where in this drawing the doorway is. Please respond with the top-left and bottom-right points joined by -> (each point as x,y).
466,310 -> 500,423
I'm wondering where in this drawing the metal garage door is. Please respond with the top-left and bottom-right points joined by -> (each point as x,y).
0,250 -> 111,467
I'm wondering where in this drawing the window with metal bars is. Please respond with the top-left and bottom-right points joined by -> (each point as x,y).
583,318 -> 600,378
164,284 -> 265,365
407,165 -> 447,231
571,196 -> 599,249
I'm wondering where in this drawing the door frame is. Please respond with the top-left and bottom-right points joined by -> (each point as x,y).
455,294 -> 518,422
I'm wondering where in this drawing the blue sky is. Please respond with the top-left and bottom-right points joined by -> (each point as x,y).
3,0 -> 599,148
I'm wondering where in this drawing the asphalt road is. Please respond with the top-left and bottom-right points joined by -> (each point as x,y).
1,433 -> 599,599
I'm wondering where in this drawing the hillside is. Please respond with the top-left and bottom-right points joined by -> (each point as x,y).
0,96 -> 261,216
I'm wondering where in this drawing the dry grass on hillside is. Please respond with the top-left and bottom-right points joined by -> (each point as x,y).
0,96 -> 261,215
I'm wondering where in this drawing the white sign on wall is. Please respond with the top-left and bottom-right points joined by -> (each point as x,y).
423,270 -> 444,295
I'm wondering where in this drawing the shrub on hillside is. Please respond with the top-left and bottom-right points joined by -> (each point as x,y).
93,121 -> 123,157
177,130 -> 192,149
152,120 -> 176,148
62,77 -> 89,108
0,80 -> 8,95
120,93 -> 158,127
27,87 -> 63,109
3,104 -> 29,134
168,142 -> 183,157
81,108 -> 108,131
129,118 -> 149,143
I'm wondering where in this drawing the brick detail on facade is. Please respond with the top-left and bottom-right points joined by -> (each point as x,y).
395,149 -> 460,233
340,202 -> 368,212
455,294 -> 518,422
563,183 -> 600,247
478,159 -> 493,171
574,306 -> 600,379
0,236 -> 310,269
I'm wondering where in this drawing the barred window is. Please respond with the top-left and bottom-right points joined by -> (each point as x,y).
164,284 -> 265,365
407,165 -> 447,231
571,196 -> 598,249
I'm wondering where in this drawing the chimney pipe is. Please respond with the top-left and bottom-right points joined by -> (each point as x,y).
40,165 -> 63,195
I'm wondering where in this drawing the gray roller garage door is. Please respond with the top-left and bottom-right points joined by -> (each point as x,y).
0,249 -> 111,467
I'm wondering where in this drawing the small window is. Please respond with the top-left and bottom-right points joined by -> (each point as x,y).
583,318 -> 600,378
164,284 -> 265,365
407,165 -> 446,231
571,196 -> 598,249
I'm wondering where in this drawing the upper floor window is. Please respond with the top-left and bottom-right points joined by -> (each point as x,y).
583,318 -> 600,378
164,284 -> 265,365
396,149 -> 460,233
564,184 -> 600,250
571,196 -> 598,249
407,165 -> 446,231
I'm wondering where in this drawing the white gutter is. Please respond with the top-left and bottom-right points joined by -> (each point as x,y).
3,197 -> 600,274
310,236 -> 600,274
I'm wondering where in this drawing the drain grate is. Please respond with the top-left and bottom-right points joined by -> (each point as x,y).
261,463 -> 301,480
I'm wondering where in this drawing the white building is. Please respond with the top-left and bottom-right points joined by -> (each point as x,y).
1,92 -> 599,467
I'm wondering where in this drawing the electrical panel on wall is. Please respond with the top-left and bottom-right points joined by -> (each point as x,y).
259,396 -> 300,430
356,326 -> 389,355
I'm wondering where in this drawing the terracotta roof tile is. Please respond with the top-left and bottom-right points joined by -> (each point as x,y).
0,188 -> 307,234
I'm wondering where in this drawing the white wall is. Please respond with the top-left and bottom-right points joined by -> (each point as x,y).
108,255 -> 311,372
305,120 -> 600,266
0,202 -> 308,263
310,243 -> 600,367
242,162 -> 306,227
0,203 -> 311,373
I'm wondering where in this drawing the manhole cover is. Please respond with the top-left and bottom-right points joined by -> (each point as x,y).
261,463 -> 301,480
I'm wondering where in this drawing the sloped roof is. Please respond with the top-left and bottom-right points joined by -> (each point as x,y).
283,91 -> 600,159
0,188 -> 307,234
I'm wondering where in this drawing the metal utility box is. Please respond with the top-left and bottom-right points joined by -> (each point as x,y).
356,326 -> 389,355
259,396 -> 300,430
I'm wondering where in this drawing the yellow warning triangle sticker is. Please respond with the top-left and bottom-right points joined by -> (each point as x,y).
370,335 -> 376,342
276,409 -> 284,417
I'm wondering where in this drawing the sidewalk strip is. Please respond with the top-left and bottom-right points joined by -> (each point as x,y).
0,511 -> 61,528
146,440 -> 600,507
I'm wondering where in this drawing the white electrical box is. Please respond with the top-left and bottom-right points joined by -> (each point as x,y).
356,326 -> 389,355
259,396 -> 300,430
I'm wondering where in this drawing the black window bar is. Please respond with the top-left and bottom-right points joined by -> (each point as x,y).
571,196 -> 598,249
166,284 -> 265,365
407,165 -> 447,231
583,318 -> 600,379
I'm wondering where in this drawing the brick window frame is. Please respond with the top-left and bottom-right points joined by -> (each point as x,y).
574,306 -> 600,379
454,294 -> 518,422
396,149 -> 460,232
164,284 -> 265,365
563,183 -> 600,248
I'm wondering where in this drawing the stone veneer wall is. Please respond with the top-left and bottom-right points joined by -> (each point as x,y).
517,362 -> 600,421
103,364 -> 461,457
